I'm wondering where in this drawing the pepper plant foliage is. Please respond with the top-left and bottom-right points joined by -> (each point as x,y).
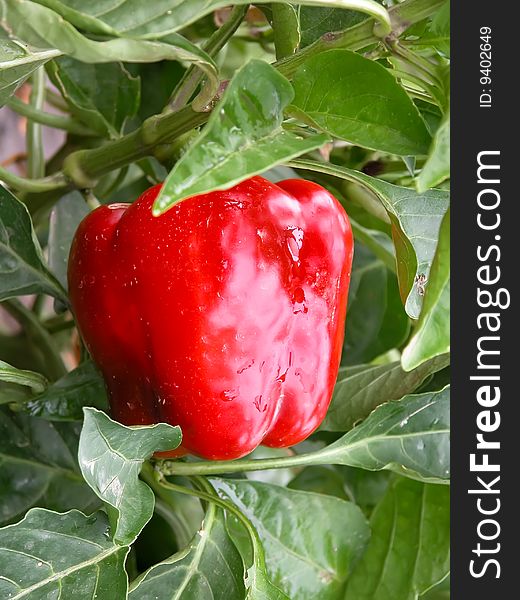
0,0 -> 450,598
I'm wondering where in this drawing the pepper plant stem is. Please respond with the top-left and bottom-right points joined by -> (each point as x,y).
140,462 -> 197,549
7,96 -> 97,137
276,0 -> 446,78
153,469 -> 267,562
26,68 -> 46,179
159,450 -> 326,476
168,4 -> 249,112
0,165 -> 68,193
3,299 -> 67,381
42,316 -> 75,334
389,41 -> 442,85
62,106 -> 208,189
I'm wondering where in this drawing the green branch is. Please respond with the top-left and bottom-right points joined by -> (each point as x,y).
140,462 -> 200,549
2,299 -> 67,381
276,0 -> 446,78
61,106 -> 208,189
42,316 -> 75,334
159,451 -> 317,476
26,68 -> 45,180
152,469 -> 269,567
169,4 -> 249,112
0,165 -> 68,193
7,96 -> 97,137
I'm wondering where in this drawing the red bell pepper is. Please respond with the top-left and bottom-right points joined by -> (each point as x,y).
68,176 -> 353,459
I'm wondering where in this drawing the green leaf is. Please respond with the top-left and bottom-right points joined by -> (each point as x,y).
338,181 -> 393,234
343,242 -> 409,365
25,360 -> 108,421
298,6 -> 365,48
340,468 -> 391,510
402,155 -> 416,177
212,479 -> 370,600
1,0 -> 218,94
421,576 -> 450,600
0,508 -> 129,599
416,109 -> 450,192
169,477 -> 290,600
344,478 -> 450,600
247,570 -> 290,600
153,60 -> 328,214
416,99 -> 442,136
19,0 -> 388,39
289,159 -> 450,319
0,31 -> 60,107
428,1 -> 450,56
0,410 -> 98,525
137,481 -> 204,559
271,465 -> 390,514
417,364 -> 450,394
287,466 -> 351,500
78,407 -> 182,545
320,387 -> 450,483
322,353 -> 450,431
0,359 -> 47,394
0,382 -> 31,406
402,209 -> 450,371
133,60 -> 184,121
48,191 -> 90,291
409,1 -> 450,57
289,49 -> 431,156
272,4 -> 301,59
129,503 -> 245,599
349,218 -> 395,270
0,185 -> 66,302
47,58 -> 140,138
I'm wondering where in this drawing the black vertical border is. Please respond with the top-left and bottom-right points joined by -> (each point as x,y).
451,0 -> 517,596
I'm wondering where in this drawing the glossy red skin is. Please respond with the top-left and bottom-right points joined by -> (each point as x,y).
68,176 -> 353,460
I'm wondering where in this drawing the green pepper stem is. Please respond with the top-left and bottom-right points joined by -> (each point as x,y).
158,450 -> 323,476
